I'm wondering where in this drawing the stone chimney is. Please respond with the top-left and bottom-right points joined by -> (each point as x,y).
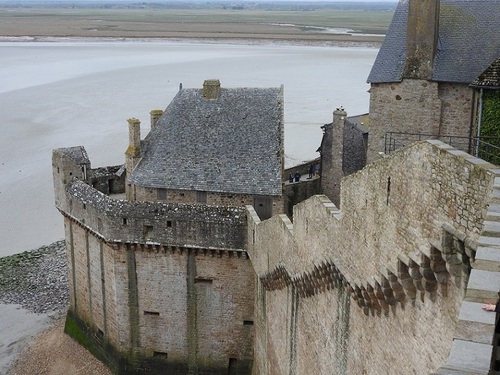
203,79 -> 221,100
125,118 -> 141,201
150,109 -> 163,129
320,107 -> 347,208
404,0 -> 440,80
126,118 -> 141,157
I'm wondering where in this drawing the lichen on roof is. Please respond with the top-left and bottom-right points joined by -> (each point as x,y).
129,84 -> 284,196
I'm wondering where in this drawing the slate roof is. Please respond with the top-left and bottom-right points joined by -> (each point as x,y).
128,85 -> 284,196
54,146 -> 90,165
471,56 -> 500,89
367,0 -> 500,84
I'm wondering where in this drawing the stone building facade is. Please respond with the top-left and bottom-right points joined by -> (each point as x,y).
53,80 -> 285,374
51,2 -> 500,373
53,147 -> 254,374
366,0 -> 500,162
125,80 -> 285,221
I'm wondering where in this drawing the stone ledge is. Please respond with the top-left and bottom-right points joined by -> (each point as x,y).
482,221 -> 500,238
454,302 -> 496,344
474,247 -> 500,272
466,269 -> 500,300
432,366 -> 489,374
459,302 -> 496,325
445,340 -> 493,373
478,236 -> 500,247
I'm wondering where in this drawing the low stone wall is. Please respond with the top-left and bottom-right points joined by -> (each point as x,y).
247,140 -> 499,375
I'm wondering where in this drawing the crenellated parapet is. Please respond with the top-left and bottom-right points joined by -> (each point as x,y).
61,178 -> 246,250
248,140 -> 500,375
53,146 -> 247,251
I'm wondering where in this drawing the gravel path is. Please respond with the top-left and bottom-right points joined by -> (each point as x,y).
0,241 -> 112,375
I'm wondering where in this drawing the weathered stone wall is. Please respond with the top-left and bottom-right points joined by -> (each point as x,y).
283,180 -> 321,218
66,231 -> 255,373
63,180 -> 246,251
343,118 -> 367,175
367,80 -> 441,162
133,186 -> 283,220
247,140 -> 497,375
88,165 -> 126,195
54,147 -> 255,374
438,83 -> 474,139
367,81 -> 475,163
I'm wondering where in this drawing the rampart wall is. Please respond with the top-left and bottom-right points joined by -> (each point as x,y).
64,179 -> 246,250
247,140 -> 498,375
53,146 -> 255,374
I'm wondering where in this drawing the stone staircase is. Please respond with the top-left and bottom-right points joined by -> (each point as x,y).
434,174 -> 500,374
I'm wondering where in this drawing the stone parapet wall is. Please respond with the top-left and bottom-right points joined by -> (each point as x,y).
64,179 -> 246,251
247,140 -> 499,375
339,140 -> 492,279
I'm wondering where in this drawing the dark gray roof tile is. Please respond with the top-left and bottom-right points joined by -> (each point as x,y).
368,0 -> 500,84
129,85 -> 284,196
471,56 -> 500,89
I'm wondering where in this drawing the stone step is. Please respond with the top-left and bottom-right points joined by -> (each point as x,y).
490,188 -> 500,202
482,221 -> 500,238
487,211 -> 500,222
486,203 -> 500,222
474,247 -> 500,271
478,236 -> 500,248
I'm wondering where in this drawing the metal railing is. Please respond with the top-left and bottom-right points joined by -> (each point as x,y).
384,132 -> 500,166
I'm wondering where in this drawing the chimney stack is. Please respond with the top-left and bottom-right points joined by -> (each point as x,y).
150,109 -> 163,129
126,118 -> 141,157
203,79 -> 221,100
404,0 -> 440,80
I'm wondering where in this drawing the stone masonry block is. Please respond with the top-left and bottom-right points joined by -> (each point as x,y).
477,235 -> 500,247
474,247 -> 500,272
455,302 -> 496,344
459,302 -> 496,325
445,340 -> 493,373
483,221 -> 500,238
466,269 -> 500,300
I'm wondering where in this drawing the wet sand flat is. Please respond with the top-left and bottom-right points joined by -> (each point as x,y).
0,8 -> 385,45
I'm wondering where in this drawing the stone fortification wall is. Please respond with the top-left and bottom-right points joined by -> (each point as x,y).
339,140 -> 490,280
54,147 -> 255,374
65,179 -> 246,250
367,81 -> 473,163
65,217 -> 255,374
247,140 -> 497,375
134,186 -> 283,218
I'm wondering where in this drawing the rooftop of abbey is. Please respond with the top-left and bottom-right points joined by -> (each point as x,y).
52,0 -> 500,374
